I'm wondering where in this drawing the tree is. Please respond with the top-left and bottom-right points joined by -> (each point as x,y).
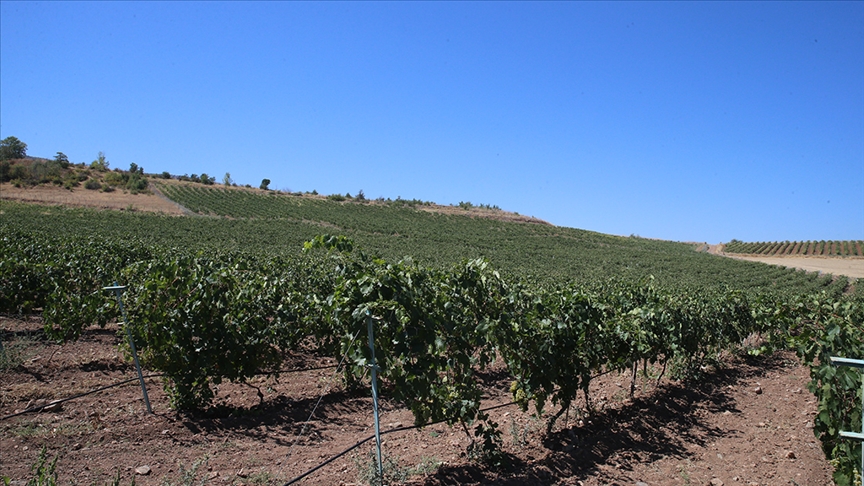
260,178 -> 270,190
223,172 -> 233,186
54,152 -> 70,169
0,136 -> 27,160
90,152 -> 109,171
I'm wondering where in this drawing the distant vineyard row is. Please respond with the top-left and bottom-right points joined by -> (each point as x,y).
725,239 -> 864,257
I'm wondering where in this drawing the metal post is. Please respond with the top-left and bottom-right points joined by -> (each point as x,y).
104,283 -> 152,414
367,311 -> 383,486
830,357 -> 864,486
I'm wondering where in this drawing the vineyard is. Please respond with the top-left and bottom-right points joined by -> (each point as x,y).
725,239 -> 864,257
1,187 -> 863,485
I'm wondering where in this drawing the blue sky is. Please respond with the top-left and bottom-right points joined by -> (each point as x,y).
2,1 -> 862,243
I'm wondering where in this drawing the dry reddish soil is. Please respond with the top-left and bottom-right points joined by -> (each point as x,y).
0,183 -> 186,215
1,316 -> 834,486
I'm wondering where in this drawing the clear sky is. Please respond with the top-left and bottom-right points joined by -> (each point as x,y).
2,1 -> 862,243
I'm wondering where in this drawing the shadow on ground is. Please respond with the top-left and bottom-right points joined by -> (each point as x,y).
422,353 -> 792,485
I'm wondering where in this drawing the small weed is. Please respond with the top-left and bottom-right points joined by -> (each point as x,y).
161,456 -> 208,486
353,450 -> 409,486
107,469 -> 136,486
245,469 -> 273,486
28,446 -> 58,486
508,417 -> 529,447
0,334 -> 39,371
8,420 -> 93,439
677,461 -> 692,485
409,456 -> 441,476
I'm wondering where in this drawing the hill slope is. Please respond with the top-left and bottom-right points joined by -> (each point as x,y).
1,179 -> 856,296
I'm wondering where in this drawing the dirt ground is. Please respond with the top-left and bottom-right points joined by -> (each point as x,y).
725,255 -> 864,280
1,316 -> 834,486
704,244 -> 864,279
0,183 -> 186,215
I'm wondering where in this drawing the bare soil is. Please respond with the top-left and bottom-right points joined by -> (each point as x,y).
725,255 -> 864,280
706,244 -> 864,279
0,183 -> 186,215
1,316 -> 834,486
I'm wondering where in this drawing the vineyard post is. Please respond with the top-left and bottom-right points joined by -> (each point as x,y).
367,311 -> 383,485
830,356 -> 864,485
104,284 -> 152,414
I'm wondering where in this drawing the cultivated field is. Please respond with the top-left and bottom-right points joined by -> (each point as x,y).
1,177 -> 861,486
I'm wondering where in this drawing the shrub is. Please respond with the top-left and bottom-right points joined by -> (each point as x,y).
90,152 -> 109,171
126,173 -> 148,193
103,171 -> 127,187
9,164 -> 30,182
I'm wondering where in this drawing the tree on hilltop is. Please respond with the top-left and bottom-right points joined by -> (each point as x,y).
0,136 -> 27,160
90,152 -> 109,171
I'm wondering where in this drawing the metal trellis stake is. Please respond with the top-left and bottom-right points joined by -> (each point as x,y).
830,356 -> 864,486
104,283 -> 152,414
367,311 -> 383,486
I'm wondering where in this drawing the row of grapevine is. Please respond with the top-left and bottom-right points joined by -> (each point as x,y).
4,200 -> 856,300
2,227 -> 861,481
726,239 -> 864,257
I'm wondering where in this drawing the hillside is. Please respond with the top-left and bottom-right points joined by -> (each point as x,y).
2,173 -> 861,486
2,175 -> 860,294
0,195 -> 853,299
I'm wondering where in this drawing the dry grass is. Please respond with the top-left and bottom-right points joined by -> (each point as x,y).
0,182 -> 186,215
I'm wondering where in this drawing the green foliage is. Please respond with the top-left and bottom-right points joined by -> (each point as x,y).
128,163 -> 143,175
126,172 -> 148,193
84,178 -> 102,190
0,136 -> 27,160
786,298 -> 863,485
223,172 -> 232,186
2,197 -> 863,470
104,171 -> 126,186
260,178 -> 270,190
90,152 -> 109,171
27,446 -> 58,486
54,152 -> 70,169
9,163 -> 29,182
122,254 -> 292,409
726,239 -> 864,257
354,451 -> 409,486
